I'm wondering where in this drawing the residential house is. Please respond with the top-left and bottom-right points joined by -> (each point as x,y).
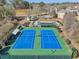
57,9 -> 67,19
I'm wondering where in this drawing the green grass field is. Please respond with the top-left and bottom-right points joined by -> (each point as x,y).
8,27 -> 72,56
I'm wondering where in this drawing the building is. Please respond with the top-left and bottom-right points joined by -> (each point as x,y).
57,10 -> 67,19
39,21 -> 61,27
38,15 -> 56,21
12,28 -> 20,35
57,9 -> 79,19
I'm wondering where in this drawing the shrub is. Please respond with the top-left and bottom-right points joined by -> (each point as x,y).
0,44 -> 2,49
72,47 -> 79,58
66,39 -> 71,45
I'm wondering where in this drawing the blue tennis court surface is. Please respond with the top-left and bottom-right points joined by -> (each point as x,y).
41,30 -> 55,36
41,30 -> 62,49
12,30 -> 36,49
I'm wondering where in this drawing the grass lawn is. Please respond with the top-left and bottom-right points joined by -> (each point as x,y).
15,9 -> 48,16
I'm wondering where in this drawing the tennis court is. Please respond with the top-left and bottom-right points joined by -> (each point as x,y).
41,30 -> 62,49
9,27 -> 72,56
12,29 -> 61,49
12,30 -> 36,49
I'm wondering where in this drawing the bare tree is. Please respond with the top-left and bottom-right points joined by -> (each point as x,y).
64,12 -> 76,32
64,12 -> 79,40
0,0 -> 15,20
